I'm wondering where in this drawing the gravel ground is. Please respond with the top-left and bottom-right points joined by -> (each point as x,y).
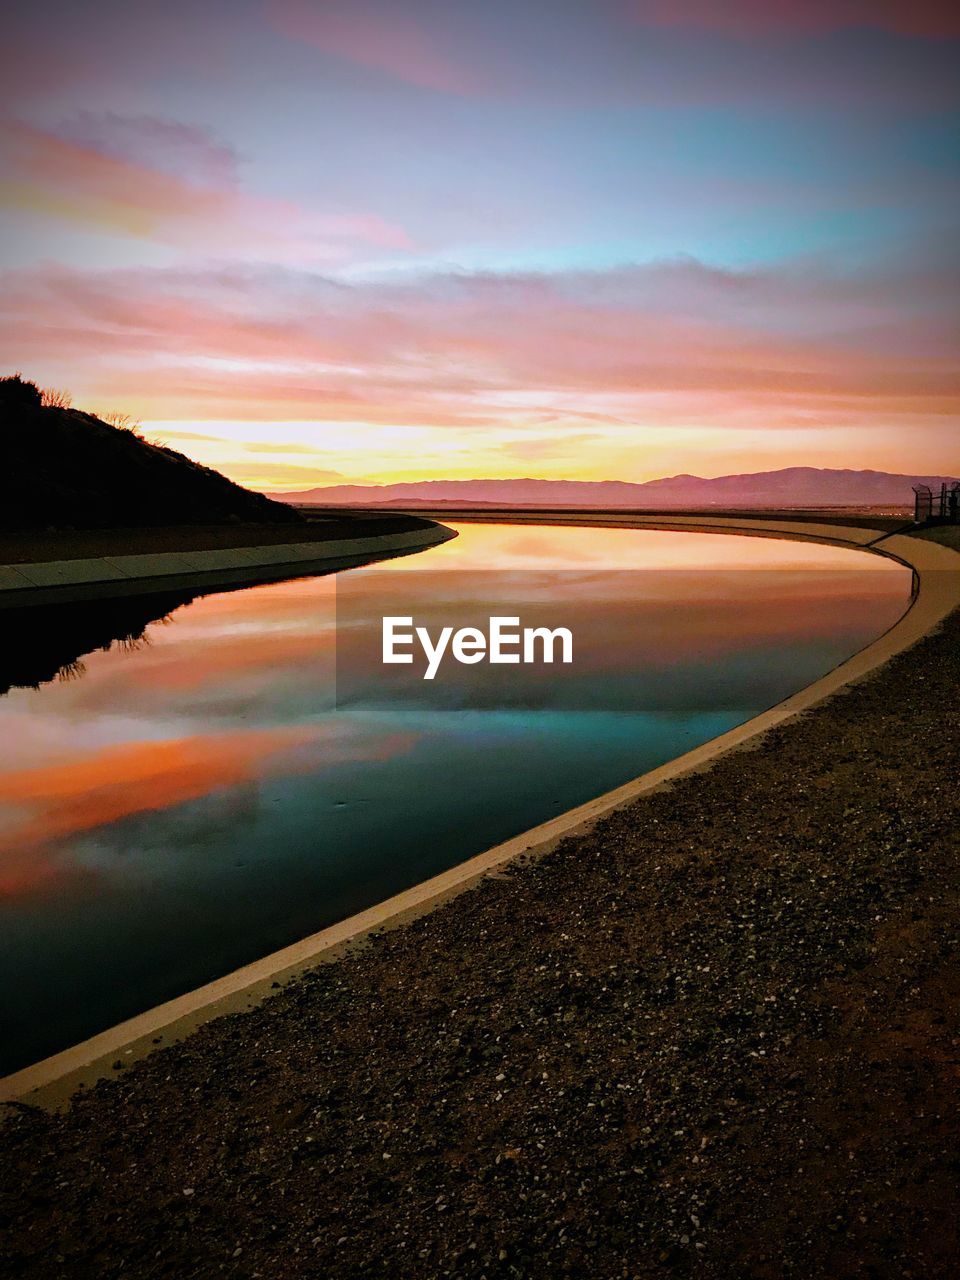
2,604 -> 958,1279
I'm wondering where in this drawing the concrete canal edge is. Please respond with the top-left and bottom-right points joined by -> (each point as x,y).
0,523 -> 458,608
3,517 -> 959,1110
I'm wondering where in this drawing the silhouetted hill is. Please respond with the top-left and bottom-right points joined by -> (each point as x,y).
269,468 -> 958,509
0,376 -> 301,530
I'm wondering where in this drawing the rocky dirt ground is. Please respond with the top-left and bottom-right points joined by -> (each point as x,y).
1,599 -> 958,1279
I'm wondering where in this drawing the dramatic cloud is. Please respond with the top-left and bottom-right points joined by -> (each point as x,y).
2,0 -> 956,480
1,254 -> 956,430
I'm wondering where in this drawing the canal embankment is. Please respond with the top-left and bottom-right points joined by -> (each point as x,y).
0,514 -> 457,607
1,519 -> 958,1279
2,518 -> 957,1107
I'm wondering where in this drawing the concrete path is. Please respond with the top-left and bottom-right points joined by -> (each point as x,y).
0,524 -> 457,608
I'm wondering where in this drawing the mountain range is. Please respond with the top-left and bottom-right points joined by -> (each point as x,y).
267,468 -> 958,509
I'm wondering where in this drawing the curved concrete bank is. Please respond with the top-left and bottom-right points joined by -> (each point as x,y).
4,517 -> 959,1109
0,523 -> 457,609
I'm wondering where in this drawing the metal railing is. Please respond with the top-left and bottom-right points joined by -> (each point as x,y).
914,482 -> 960,524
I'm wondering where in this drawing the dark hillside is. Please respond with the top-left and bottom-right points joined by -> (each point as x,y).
0,376 -> 301,530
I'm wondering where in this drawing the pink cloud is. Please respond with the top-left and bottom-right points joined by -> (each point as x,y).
624,0 -> 960,38
263,1 -> 960,111
4,2 -> 956,125
0,255 -> 956,430
0,118 -> 412,262
269,0 -> 483,93
61,113 -> 242,187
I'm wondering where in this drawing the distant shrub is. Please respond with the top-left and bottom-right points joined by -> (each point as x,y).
102,410 -> 143,436
0,374 -> 42,409
41,386 -> 73,409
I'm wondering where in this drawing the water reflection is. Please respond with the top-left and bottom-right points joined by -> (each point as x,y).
336,565 -> 906,712
0,525 -> 911,1072
0,591 -> 197,696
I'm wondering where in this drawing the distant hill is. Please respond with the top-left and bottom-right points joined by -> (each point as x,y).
268,468 -> 958,510
0,376 -> 301,530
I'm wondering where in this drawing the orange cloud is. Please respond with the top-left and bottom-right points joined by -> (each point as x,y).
0,728 -> 312,856
0,722 -> 417,898
1,252 -> 956,480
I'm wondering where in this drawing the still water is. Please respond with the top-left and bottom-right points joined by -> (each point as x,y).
0,524 -> 910,1071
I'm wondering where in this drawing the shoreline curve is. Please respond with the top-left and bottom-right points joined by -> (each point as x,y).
3,515 -> 958,1109
0,523 -> 458,609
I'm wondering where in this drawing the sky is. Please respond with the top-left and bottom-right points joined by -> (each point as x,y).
1,0 -> 957,489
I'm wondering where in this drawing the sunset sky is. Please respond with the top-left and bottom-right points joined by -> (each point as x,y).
1,1 -> 957,489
